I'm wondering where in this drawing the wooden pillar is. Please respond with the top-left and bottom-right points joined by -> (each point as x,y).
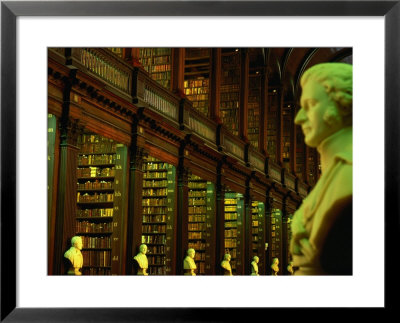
53,72 -> 81,275
176,145 -> 190,275
278,87 -> 284,165
210,48 -> 222,124
125,119 -> 146,275
290,104 -> 296,173
244,180 -> 252,275
281,193 -> 290,275
215,163 -> 225,274
260,68 -> 268,155
239,49 -> 249,142
171,48 -> 185,96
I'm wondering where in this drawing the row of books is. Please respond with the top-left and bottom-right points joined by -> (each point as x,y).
224,206 -> 237,212
188,222 -> 206,231
77,208 -> 113,218
139,48 -> 171,58
77,167 -> 115,178
188,198 -> 206,206
188,206 -> 207,214
143,162 -> 169,170
143,172 -> 167,179
82,250 -> 111,267
142,214 -> 166,223
147,71 -> 171,81
82,267 -> 111,275
143,179 -> 168,188
76,221 -> 113,233
147,245 -> 165,254
142,206 -> 168,214
142,188 -> 167,196
184,86 -> 209,95
188,190 -> 206,197
184,78 -> 209,88
188,182 -> 207,189
148,256 -> 166,265
77,180 -> 113,191
186,94 -> 208,102
220,101 -> 239,110
82,236 -> 111,249
225,228 -> 237,238
144,64 -> 171,73
140,56 -> 170,66
142,198 -> 166,206
142,224 -> 166,233
188,241 -> 206,250
77,192 -> 114,203
141,234 -> 166,244
188,214 -> 206,222
78,154 -> 115,166
188,232 -> 204,240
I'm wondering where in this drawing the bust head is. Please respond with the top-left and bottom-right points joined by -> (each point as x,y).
71,236 -> 83,250
139,244 -> 147,255
272,257 -> 279,265
295,62 -> 353,148
252,256 -> 259,264
224,253 -> 231,262
187,248 -> 195,259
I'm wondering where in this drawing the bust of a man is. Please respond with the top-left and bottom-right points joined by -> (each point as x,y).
271,257 -> 279,276
134,244 -> 149,275
287,261 -> 294,275
290,62 -> 353,275
251,256 -> 259,276
64,236 -> 83,275
221,253 -> 232,276
183,248 -> 197,276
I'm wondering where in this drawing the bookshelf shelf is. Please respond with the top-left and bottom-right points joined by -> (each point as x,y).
141,155 -> 175,275
76,133 -> 126,275
139,48 -> 172,90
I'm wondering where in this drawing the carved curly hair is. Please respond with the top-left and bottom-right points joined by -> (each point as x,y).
301,62 -> 352,125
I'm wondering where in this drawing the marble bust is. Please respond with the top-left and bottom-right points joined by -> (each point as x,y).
271,257 -> 279,276
291,62 -> 353,275
251,256 -> 259,276
64,236 -> 83,275
134,243 -> 149,275
221,253 -> 233,276
183,248 -> 197,275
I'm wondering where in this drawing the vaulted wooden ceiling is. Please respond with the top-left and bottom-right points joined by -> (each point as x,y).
249,47 -> 352,105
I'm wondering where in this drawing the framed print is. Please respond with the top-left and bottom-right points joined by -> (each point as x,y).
1,0 -> 398,321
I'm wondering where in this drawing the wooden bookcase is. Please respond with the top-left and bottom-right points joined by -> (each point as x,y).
224,191 -> 244,275
269,208 -> 283,273
139,48 -> 172,90
251,201 -> 265,259
75,133 -> 126,275
187,174 -> 215,275
220,49 -> 241,136
141,155 -> 175,275
267,88 -> 279,162
248,73 -> 261,149
184,48 -> 211,117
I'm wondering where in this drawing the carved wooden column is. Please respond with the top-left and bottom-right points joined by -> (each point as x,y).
126,117 -> 146,275
260,67 -> 268,155
176,142 -> 190,275
215,161 -> 226,274
210,48 -> 222,124
171,48 -> 185,96
239,49 -> 249,142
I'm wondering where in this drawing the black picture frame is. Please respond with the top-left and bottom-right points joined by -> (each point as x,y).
1,1 -> 398,321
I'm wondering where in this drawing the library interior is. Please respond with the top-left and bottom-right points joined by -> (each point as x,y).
48,47 -> 353,276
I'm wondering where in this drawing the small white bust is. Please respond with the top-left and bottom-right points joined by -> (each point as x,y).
134,244 -> 149,275
271,257 -> 279,276
221,253 -> 232,276
64,236 -> 83,275
251,256 -> 260,276
183,248 -> 197,276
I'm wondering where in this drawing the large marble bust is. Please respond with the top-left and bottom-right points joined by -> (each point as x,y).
64,236 -> 83,275
183,248 -> 197,276
290,62 -> 353,275
134,244 -> 149,275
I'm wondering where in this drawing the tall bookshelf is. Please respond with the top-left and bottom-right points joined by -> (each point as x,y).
295,124 -> 305,180
220,49 -> 241,136
76,133 -> 126,275
139,48 -> 172,90
267,88 -> 279,162
224,191 -> 244,274
142,156 -> 175,275
188,174 -> 215,275
282,106 -> 292,171
269,208 -> 283,270
251,201 -> 265,258
285,214 -> 294,270
184,48 -> 211,117
248,73 -> 261,149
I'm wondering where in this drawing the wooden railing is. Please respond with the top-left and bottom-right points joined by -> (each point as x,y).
285,171 -> 296,192
268,160 -> 283,184
248,148 -> 266,173
132,67 -> 179,123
